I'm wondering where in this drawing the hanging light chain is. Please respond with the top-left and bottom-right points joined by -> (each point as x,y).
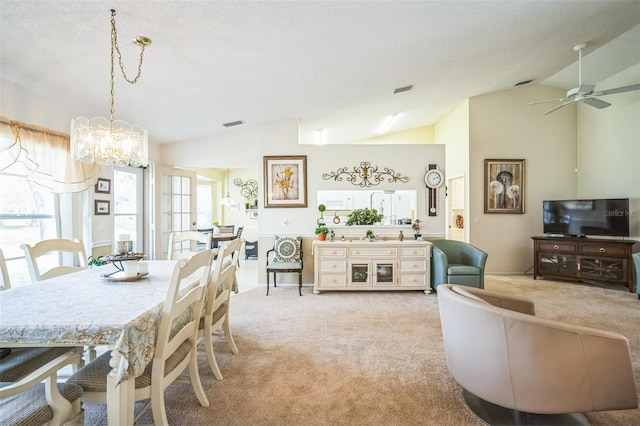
109,9 -> 150,123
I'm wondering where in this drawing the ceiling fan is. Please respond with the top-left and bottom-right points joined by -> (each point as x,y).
530,42 -> 640,115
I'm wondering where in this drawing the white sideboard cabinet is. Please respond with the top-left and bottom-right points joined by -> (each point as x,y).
312,240 -> 432,294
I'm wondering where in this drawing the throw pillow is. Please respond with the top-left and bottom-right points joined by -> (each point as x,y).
273,236 -> 302,263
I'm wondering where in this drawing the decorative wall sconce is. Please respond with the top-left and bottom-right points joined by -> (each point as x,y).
322,161 -> 409,187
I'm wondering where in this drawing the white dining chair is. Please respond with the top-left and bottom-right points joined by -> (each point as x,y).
0,348 -> 84,426
67,249 -> 214,425
167,231 -> 213,260
0,248 -> 10,292
197,241 -> 240,380
21,238 -> 88,282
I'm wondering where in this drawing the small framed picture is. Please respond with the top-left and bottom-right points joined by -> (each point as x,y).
250,211 -> 259,219
95,178 -> 111,194
484,159 -> 525,214
94,200 -> 110,215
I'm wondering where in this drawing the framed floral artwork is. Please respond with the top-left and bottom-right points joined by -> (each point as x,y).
484,159 -> 525,214
263,155 -> 307,208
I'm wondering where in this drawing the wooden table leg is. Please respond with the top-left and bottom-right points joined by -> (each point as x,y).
107,351 -> 134,426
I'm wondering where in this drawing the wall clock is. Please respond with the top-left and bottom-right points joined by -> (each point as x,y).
424,164 -> 443,216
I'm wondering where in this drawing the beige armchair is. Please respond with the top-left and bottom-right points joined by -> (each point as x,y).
437,284 -> 638,424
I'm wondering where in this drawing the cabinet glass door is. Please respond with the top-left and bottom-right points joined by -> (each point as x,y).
374,261 -> 395,286
349,262 -> 370,286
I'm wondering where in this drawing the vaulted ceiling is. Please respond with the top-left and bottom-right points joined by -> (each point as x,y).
1,1 -> 639,145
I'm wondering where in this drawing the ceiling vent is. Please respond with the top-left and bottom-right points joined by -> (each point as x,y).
393,85 -> 413,94
223,120 -> 245,128
514,79 -> 534,87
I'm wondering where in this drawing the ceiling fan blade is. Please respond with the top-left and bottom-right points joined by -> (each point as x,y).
593,83 -> 640,96
576,84 -> 595,95
582,97 -> 611,109
543,100 -> 574,115
529,98 -> 566,105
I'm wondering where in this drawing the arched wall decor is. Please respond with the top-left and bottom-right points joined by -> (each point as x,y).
233,178 -> 259,201
322,161 -> 409,187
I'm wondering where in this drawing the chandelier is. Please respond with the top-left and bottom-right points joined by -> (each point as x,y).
220,168 -> 238,207
70,9 -> 151,167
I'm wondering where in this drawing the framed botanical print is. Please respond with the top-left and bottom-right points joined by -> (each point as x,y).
263,155 -> 308,208
484,159 -> 525,214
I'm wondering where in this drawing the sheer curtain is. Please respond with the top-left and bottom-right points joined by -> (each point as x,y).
0,116 -> 100,193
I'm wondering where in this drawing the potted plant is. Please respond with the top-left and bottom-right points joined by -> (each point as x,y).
365,229 -> 376,242
315,226 -> 329,241
345,208 -> 384,226
412,219 -> 422,240
87,255 -> 107,268
245,201 -> 250,210
317,203 -> 327,225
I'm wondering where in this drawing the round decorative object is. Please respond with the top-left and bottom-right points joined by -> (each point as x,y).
275,240 -> 296,260
424,169 -> 444,188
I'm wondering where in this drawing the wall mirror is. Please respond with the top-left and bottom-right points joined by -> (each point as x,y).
317,190 -> 416,225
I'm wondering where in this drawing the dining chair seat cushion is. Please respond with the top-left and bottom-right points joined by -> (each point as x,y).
67,341 -> 192,392
447,264 -> 481,276
0,347 -> 73,382
266,261 -> 302,272
0,381 -> 82,426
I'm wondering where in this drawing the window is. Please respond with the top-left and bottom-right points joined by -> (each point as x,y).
197,183 -> 213,229
114,167 -> 143,253
0,163 -> 59,286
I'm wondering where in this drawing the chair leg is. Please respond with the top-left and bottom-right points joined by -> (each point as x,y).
204,333 -> 224,380
266,271 -> 270,296
298,272 -> 302,296
223,316 -> 239,354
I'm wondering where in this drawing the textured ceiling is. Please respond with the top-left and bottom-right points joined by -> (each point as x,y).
1,1 -> 639,145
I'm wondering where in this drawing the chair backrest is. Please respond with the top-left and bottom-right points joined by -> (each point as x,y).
205,243 -> 238,321
236,226 -> 244,239
153,249 -> 213,384
0,248 -> 11,291
167,231 -> 213,260
217,225 -> 235,234
21,239 -> 88,282
437,284 -> 638,414
267,235 -> 303,266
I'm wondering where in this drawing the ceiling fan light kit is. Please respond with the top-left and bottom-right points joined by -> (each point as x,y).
530,42 -> 640,115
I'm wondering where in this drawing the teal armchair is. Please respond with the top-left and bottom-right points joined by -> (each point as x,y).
431,239 -> 488,290
632,253 -> 640,299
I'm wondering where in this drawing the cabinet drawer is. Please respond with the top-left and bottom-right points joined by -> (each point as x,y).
537,242 -> 576,253
319,260 -> 347,273
400,247 -> 427,257
580,244 -> 627,257
318,247 -> 346,257
349,247 -> 398,257
399,273 -> 428,287
318,275 -> 348,287
400,259 -> 426,273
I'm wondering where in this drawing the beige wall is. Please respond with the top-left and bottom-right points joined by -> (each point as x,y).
577,63 -> 640,239
467,84 -> 577,274
435,100 -> 469,240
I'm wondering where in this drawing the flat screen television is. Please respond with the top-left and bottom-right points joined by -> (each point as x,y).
543,198 -> 630,237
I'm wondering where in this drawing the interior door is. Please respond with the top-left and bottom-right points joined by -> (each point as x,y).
153,166 -> 197,260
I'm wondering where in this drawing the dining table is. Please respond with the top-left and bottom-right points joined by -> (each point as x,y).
209,232 -> 237,249
0,260 -> 197,425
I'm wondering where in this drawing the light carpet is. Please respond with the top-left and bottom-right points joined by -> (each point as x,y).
82,275 -> 640,425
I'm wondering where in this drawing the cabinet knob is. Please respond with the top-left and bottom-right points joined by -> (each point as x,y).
553,245 -> 559,249
598,247 -> 606,253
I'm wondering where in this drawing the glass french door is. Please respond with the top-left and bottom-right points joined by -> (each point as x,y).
152,166 -> 197,260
